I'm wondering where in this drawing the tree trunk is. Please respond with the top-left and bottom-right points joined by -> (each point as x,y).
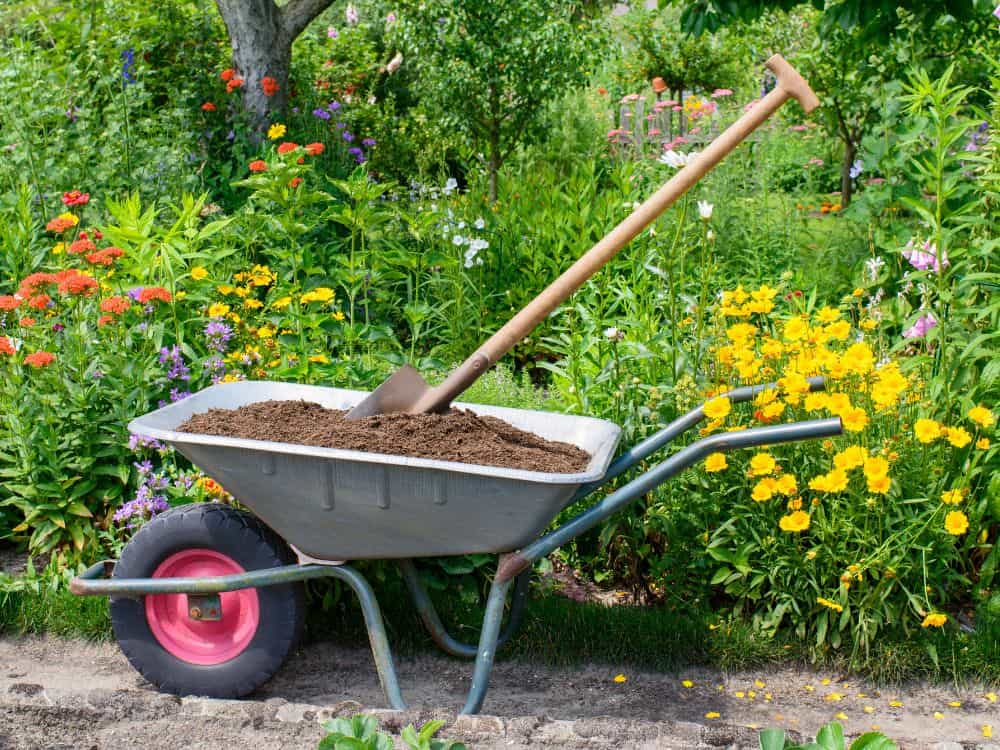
215,0 -> 333,123
840,137 -> 856,207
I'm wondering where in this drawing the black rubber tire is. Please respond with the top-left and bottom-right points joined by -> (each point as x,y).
110,503 -> 304,698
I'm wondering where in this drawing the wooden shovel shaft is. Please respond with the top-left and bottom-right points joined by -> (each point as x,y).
413,54 -> 819,414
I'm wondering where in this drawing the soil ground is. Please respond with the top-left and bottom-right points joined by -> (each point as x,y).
0,635 -> 996,749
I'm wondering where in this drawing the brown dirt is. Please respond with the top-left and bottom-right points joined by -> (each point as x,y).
177,400 -> 590,473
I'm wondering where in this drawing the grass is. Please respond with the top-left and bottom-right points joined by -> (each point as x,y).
4,569 -> 995,687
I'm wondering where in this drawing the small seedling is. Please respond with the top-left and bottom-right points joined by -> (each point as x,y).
758,721 -> 897,750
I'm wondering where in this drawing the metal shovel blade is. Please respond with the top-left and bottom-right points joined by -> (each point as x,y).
345,364 -> 433,419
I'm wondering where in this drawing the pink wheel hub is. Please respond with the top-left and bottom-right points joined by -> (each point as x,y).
145,548 -> 260,666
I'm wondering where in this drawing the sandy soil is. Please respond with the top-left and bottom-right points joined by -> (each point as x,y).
0,636 -> 996,749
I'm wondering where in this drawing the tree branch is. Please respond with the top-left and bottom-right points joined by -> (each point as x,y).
280,0 -> 334,42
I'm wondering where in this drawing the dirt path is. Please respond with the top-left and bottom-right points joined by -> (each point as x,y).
0,636 -> 995,749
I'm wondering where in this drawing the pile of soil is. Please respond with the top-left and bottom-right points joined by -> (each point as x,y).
177,400 -> 591,473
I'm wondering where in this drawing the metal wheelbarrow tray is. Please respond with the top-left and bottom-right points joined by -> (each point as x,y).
72,377 -> 842,715
125,380 -> 623,561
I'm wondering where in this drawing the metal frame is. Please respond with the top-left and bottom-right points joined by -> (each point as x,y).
72,377 -> 841,715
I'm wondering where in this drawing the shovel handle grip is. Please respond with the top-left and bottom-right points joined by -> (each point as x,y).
423,55 -> 817,413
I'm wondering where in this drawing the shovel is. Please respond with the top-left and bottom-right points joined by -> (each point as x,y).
347,54 -> 819,419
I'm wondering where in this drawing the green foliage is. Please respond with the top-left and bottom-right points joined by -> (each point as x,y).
317,715 -> 466,750
758,721 -> 896,750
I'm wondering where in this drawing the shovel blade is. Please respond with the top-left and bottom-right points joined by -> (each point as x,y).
345,364 -> 433,419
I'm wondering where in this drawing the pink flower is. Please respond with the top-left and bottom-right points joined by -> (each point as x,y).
903,312 -> 937,339
902,240 -> 948,273
789,124 -> 809,132
711,88 -> 733,98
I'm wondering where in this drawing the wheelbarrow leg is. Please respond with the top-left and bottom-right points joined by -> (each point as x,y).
398,559 -> 531,659
460,573 -> 514,715
330,565 -> 407,710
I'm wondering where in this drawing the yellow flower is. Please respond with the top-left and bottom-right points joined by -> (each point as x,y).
217,284 -> 236,296
267,123 -> 287,139
56,211 -> 79,227
816,597 -> 843,612
946,427 -> 972,448
921,613 -> 948,628
862,456 -> 889,480
749,453 -> 776,476
841,406 -> 869,432
775,474 -> 798,495
332,311 -> 346,321
243,298 -> 263,309
826,392 -> 852,416
779,510 -> 810,532
308,354 -> 329,364
944,510 -> 968,536
52,242 -> 65,255
208,302 -> 230,318
824,320 -> 852,341
703,396 -> 731,420
968,405 -> 996,428
752,478 -> 777,502
809,469 -> 848,494
257,325 -> 275,339
834,445 -> 868,471
704,452 -> 727,473
271,296 -> 292,310
613,674 -> 627,683
804,392 -> 829,412
190,266 -> 208,281
815,306 -> 841,323
301,286 -> 335,304
914,418 -> 942,443
704,711 -> 720,719
867,475 -> 890,495
860,317 -> 878,331
842,342 -> 874,375
761,401 -> 785,420
783,317 -> 809,341
977,438 -> 991,450
940,489 -> 964,505
682,680 -> 694,688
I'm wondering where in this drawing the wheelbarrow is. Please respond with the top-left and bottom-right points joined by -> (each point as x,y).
72,377 -> 841,714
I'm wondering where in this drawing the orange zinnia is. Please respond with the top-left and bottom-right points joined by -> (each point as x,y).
249,160 -> 268,173
24,351 -> 55,368
305,142 -> 325,156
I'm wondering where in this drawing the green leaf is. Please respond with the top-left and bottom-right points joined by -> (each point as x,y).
816,722 -> 846,750
66,502 -> 93,518
759,727 -> 787,750
848,732 -> 897,750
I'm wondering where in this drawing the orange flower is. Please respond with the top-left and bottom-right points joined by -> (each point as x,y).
68,238 -> 96,254
86,247 -> 125,266
261,76 -> 280,96
305,142 -> 325,156
0,336 -> 14,356
56,271 -> 98,296
201,102 -> 217,112
226,77 -> 244,93
138,286 -> 171,304
100,296 -> 130,314
61,190 -> 90,207
45,216 -> 77,233
277,141 -> 299,154
18,272 -> 56,296
19,316 -> 35,327
288,177 -> 303,188
28,293 -> 52,310
0,295 -> 20,311
24,351 -> 55,368
249,160 -> 268,173
220,68 -> 235,82
97,314 -> 115,327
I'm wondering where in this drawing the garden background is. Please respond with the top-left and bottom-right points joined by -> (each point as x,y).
0,0 -> 998,685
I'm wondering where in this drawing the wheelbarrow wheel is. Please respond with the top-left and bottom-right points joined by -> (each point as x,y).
110,502 -> 304,698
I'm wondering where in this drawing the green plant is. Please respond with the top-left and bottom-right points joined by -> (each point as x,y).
316,715 -> 466,750
400,720 -> 467,750
758,721 -> 896,750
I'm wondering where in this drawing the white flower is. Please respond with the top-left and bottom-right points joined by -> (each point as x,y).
697,200 -> 713,221
659,149 -> 699,168
474,217 -> 485,230
604,326 -> 625,342
706,230 -> 715,241
464,248 -> 484,268
452,234 -> 466,246
468,238 -> 489,252
386,51 -> 403,74
368,95 -> 377,105
865,256 -> 885,281
457,220 -> 466,229
443,177 -> 459,196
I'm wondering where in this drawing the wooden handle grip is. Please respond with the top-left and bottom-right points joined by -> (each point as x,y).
435,55 -> 818,407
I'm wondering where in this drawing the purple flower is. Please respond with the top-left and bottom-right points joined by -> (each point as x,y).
127,287 -> 144,301
204,320 -> 233,352
134,459 -> 154,475
355,155 -> 366,163
362,137 -> 376,147
903,312 -> 937,340
159,344 -> 191,381
128,433 -> 165,452
335,121 -> 347,129
51,322 -> 65,333
348,146 -> 363,156
346,3 -> 359,25
994,5 -> 1000,19
327,26 -> 339,38
328,100 -> 341,112
313,108 -> 331,120
121,48 -> 136,85
902,240 -> 948,273
386,12 -> 396,22
92,369 -> 104,379
342,131 -> 354,142
65,104 -> 78,121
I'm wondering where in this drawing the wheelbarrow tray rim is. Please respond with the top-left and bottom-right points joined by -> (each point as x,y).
128,380 -> 622,486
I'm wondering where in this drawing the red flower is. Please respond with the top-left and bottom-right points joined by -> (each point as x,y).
55,270 -> 99,296
79,230 -> 89,240
305,142 -> 325,156
288,177 -> 303,188
62,190 -> 90,207
0,336 -> 14,356
24,351 -> 55,368
226,77 -> 244,93
261,76 -> 280,96
100,296 -> 130,314
45,216 -> 76,233
28,294 -> 52,310
0,295 -> 20,311
86,247 -> 125,266
19,316 -> 36,327
94,230 -> 103,240
277,142 -> 299,154
220,68 -> 235,82
18,272 -> 56,296
138,286 -> 171,304
68,238 -> 97,255
202,102 -> 217,112
248,160 -> 268,173
98,314 -> 115,327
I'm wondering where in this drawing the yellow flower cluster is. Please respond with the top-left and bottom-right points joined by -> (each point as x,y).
816,596 -> 843,612
301,287 -> 335,304
234,264 -> 276,288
